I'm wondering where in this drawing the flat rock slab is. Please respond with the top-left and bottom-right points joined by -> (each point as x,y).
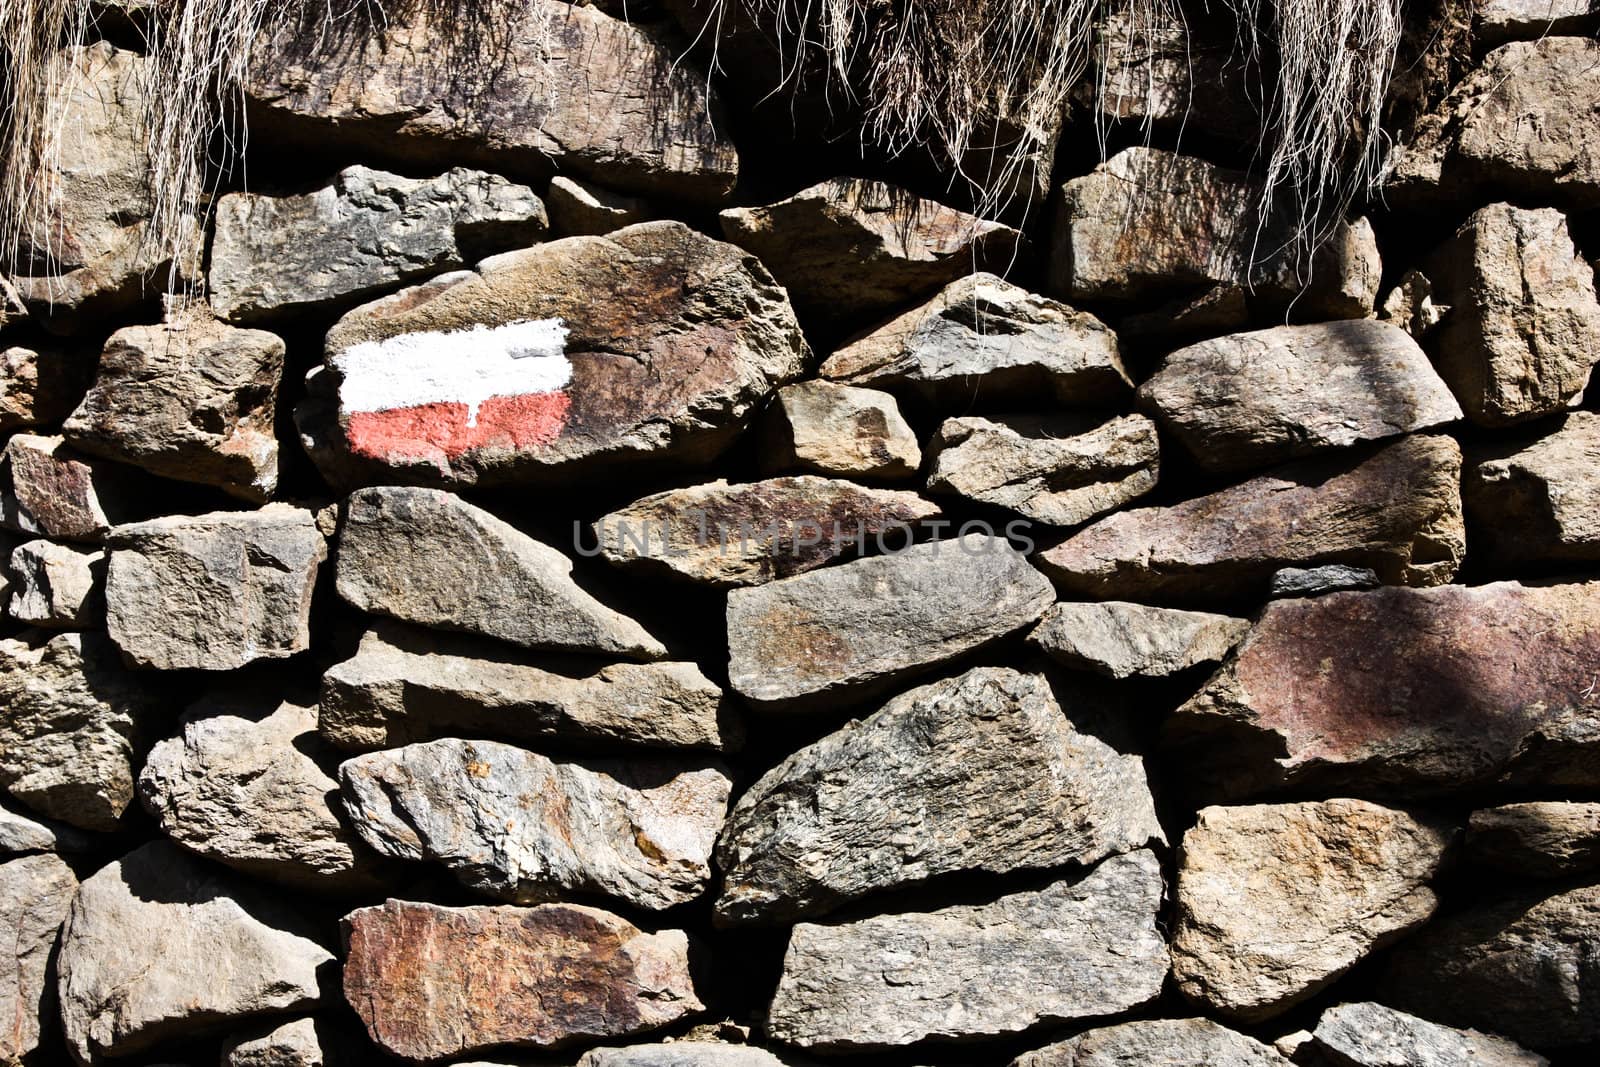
820,273 -> 1131,408
299,222 -> 804,489
726,534 -> 1054,708
339,738 -> 729,910
1,853 -> 77,1061
105,505 -> 326,670
210,165 -> 547,323
593,477 -> 941,587
1467,411 -> 1600,563
1171,800 -> 1452,1021
6,538 -> 103,628
1467,801 -> 1600,878
3,433 -> 142,542
1269,564 -> 1380,598
761,382 -> 921,480
1310,1002 -> 1548,1067
1171,580 -> 1600,798
716,667 -> 1162,924
578,1044 -> 791,1067
319,624 -> 733,752
1038,435 -> 1465,602
57,841 -> 331,1062
0,801 -> 91,854
1478,0 -> 1599,41
1138,320 -> 1460,474
765,850 -> 1167,1049
336,486 -> 664,660
342,899 -> 703,1061
1010,1018 -> 1291,1066
1029,601 -> 1249,679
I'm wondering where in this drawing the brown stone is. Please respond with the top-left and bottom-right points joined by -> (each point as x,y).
761,382 -> 921,481
0,345 -> 93,432
1,853 -> 77,1062
1467,801 -> 1600,878
2,434 -> 140,542
1465,411 -> 1600,563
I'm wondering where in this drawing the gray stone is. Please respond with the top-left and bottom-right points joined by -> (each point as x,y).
0,344 -> 93,432
926,413 -> 1159,526
1010,1018 -> 1291,1066
547,176 -> 650,237
0,801 -> 92,854
1269,565 -> 1382,598
1038,435 -> 1465,601
2,433 -> 140,542
762,382 -> 921,481
1028,601 -> 1249,679
1467,801 -> 1600,878
340,738 -> 729,910
57,841 -> 332,1062
820,273 -> 1132,408
336,486 -> 664,660
319,624 -> 733,753
139,696 -> 386,892
1478,0 -> 1599,42
0,853 -> 77,1062
726,534 -> 1054,708
1311,1001 -> 1549,1066
0,631 -> 154,830
1465,410 -> 1600,562
223,1016 -> 324,1066
578,1044 -> 790,1067
1171,800 -> 1452,1022
765,851 -> 1167,1050
1138,320 -> 1461,474
6,538 -> 103,627
210,165 -> 548,323
105,505 -> 327,670
717,667 -> 1162,925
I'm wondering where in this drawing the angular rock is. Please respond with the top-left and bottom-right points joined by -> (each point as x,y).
716,667 -> 1162,925
926,413 -> 1159,526
6,539 -> 103,627
762,382 -> 921,480
1038,435 -> 1465,601
1380,882 -> 1600,1048
1478,0 -> 1599,42
1170,580 -> 1600,798
548,176 -> 650,237
1138,320 -> 1461,474
2,433 -> 139,542
0,631 -> 153,830
1380,270 -> 1449,338
1310,1001 -> 1548,1067
339,738 -> 728,909
105,505 -> 326,670
1426,204 -> 1600,426
57,842 -> 332,1062
336,486 -> 664,660
726,534 -> 1054,708
1171,800 -> 1452,1022
593,477 -> 941,587
342,899 -> 702,1060
300,222 -> 804,489
210,165 -> 548,323
0,344 -> 93,431
1467,801 -> 1600,878
0,801 -> 91,854
223,1016 -> 325,1067
1,853 -> 77,1062
139,696 -> 385,892
1465,411 -> 1600,563
820,273 -> 1131,408
720,180 -> 1024,328
579,1044 -> 790,1067
248,1 -> 738,204
1010,1018 -> 1291,1066
1269,564 -> 1381,598
765,851 -> 1167,1050
320,624 -> 733,752
1028,601 -> 1249,679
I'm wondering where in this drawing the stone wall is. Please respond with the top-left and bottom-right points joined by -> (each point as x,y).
4,1 -> 1600,1065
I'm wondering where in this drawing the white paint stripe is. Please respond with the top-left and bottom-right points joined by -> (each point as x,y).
333,319 -> 572,425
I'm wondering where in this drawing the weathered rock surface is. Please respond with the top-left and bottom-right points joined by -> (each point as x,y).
765,851 -> 1167,1049
1311,1001 -> 1549,1067
1,853 -> 77,1062
548,176 -> 650,237
1010,1018 -> 1291,1066
342,899 -> 703,1060
0,631 -> 153,830
1380,881 -> 1600,1048
720,180 -> 1024,328
1028,601 -> 1249,679
926,413 -> 1159,526
1138,321 -> 1461,473
820,273 -> 1131,408
716,668 -> 1162,925
139,696 -> 384,892
223,1016 -> 325,1067
0,802 -> 91,854
105,505 -> 326,670
578,1044 -> 790,1067
1379,270 -> 1449,338
6,538 -> 103,627
57,842 -> 332,1062
339,738 -> 729,909
2,433 -> 139,542
320,624 -> 732,752
762,382 -> 921,481
300,222 -> 804,489
1171,800 -> 1452,1022
1090,5 -> 1258,142
1467,801 -> 1600,878
247,1 -> 738,204
1426,204 -> 1600,426
594,477 -> 941,587
1478,0 -> 1599,41
1170,580 -> 1600,798
1038,435 -> 1465,601
336,486 -> 664,660
0,344 -> 93,431
1466,412 -> 1600,563
726,535 -> 1054,707
210,166 -> 547,323
1269,564 -> 1381,598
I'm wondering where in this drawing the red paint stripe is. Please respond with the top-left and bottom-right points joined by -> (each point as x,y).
347,391 -> 571,463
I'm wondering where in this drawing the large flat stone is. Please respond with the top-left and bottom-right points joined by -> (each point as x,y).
1028,601 -> 1249,679
761,382 -> 921,480
1466,412 -> 1600,563
1010,1018 -> 1291,1066
1310,1001 -> 1549,1066
1,853 -> 77,1061
1478,0 -> 1599,41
